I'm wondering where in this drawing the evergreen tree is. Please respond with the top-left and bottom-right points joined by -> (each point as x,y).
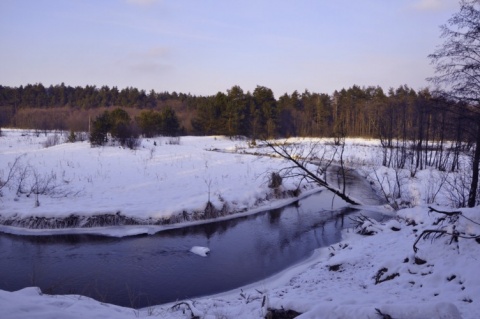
90,111 -> 111,146
252,86 -> 277,138
225,85 -> 248,137
160,107 -> 180,136
137,110 -> 162,137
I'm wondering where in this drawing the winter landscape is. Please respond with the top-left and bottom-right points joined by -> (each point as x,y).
2,1 -> 480,318
0,129 -> 479,318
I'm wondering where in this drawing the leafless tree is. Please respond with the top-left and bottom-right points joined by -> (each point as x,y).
0,155 -> 23,197
262,139 -> 359,205
428,0 -> 480,207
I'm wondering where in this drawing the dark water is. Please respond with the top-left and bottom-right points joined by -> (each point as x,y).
0,190 -> 385,308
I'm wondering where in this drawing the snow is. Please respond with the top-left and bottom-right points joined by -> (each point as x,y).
1,130 -> 479,318
190,246 -> 210,257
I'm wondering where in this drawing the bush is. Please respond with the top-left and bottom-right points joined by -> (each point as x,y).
67,130 -> 76,143
43,133 -> 62,148
136,110 -> 162,138
89,108 -> 140,149
90,111 -> 111,146
268,172 -> 283,189
136,108 -> 180,138
125,137 -> 141,150
166,136 -> 181,145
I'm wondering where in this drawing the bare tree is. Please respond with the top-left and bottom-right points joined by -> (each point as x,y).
428,0 -> 480,207
0,155 -> 23,197
263,139 -> 359,205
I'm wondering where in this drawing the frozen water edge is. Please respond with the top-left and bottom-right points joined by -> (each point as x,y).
0,188 -> 328,237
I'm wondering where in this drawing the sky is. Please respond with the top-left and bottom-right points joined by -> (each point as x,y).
0,0 -> 460,97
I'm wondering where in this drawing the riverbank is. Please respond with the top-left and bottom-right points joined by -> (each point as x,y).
1,204 -> 478,318
1,130 -> 479,318
0,130 -> 320,233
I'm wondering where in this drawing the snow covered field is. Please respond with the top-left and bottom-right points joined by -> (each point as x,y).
1,129 -> 479,318
0,130 -> 312,234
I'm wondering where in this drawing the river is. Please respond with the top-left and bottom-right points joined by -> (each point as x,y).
0,185 -> 387,308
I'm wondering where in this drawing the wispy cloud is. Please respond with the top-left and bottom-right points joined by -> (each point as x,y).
412,0 -> 456,12
124,46 -> 173,76
129,46 -> 171,59
128,61 -> 171,74
125,0 -> 161,6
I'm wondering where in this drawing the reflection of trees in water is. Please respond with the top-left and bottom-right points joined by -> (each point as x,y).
164,201 -> 304,239
2,206 -> 380,250
268,208 -> 283,224
3,232 -> 120,245
252,207 -> 359,268
165,214 -> 255,239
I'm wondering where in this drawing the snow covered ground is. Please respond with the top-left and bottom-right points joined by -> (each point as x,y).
0,130 -> 310,232
1,129 -> 479,318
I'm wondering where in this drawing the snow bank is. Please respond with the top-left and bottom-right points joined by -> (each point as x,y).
190,246 -> 210,257
296,302 -> 462,319
0,130 -> 315,231
0,287 -> 137,319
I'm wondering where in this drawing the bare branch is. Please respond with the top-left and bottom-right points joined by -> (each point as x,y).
262,139 -> 360,205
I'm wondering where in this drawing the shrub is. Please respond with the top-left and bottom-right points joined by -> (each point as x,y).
166,136 -> 181,145
67,130 -> 76,143
89,108 -> 140,149
43,133 -> 61,148
90,111 -> 111,146
136,108 -> 180,137
268,172 -> 283,189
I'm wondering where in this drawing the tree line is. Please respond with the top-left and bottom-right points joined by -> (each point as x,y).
1,82 -> 476,170
0,82 -> 468,140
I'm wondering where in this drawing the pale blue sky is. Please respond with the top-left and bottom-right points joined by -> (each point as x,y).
0,0 -> 459,97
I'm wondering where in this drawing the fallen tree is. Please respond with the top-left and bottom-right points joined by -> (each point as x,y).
413,206 -> 480,253
262,139 -> 360,205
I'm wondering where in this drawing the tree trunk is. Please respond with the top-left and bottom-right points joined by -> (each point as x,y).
467,123 -> 480,207
264,140 -> 360,205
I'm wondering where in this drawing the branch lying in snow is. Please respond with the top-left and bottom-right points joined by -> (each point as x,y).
375,308 -> 394,319
413,229 -> 455,253
412,206 -> 480,252
413,229 -> 480,253
429,206 -> 480,226
428,206 -> 461,217
374,267 -> 399,284
349,215 -> 381,236
171,301 -> 201,318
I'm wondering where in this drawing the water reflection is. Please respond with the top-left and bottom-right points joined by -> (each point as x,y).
0,191 -> 385,308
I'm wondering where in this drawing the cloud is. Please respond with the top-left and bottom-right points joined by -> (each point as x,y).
145,46 -> 171,59
129,61 -> 171,74
128,46 -> 171,60
413,0 -> 448,11
125,0 -> 161,6
124,46 -> 173,76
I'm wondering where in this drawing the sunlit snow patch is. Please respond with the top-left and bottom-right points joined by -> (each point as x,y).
190,246 -> 210,257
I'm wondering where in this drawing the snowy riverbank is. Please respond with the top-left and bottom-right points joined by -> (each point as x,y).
0,130 -> 318,232
1,205 -> 478,318
1,130 -> 479,318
